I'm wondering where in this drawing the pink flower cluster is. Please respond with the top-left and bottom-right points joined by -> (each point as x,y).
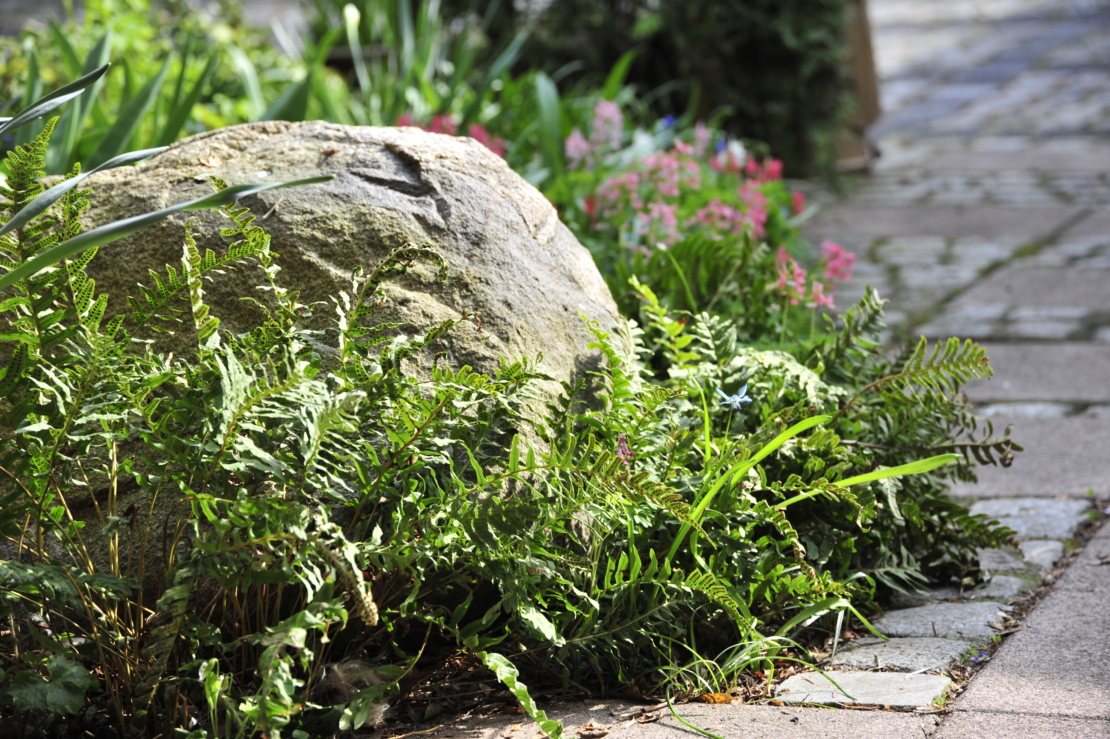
395,113 -> 506,157
566,100 -> 626,169
774,241 -> 856,310
745,157 -> 783,181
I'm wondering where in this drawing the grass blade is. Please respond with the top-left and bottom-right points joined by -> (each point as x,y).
0,63 -> 109,138
157,52 -> 218,146
0,176 -> 334,292
87,59 -> 169,168
533,72 -> 563,178
0,147 -> 167,239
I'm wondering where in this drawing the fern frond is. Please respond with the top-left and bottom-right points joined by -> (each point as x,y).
836,337 -> 992,419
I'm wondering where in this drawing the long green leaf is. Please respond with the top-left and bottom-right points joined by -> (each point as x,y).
835,453 -> 960,488
666,415 -> 831,564
13,49 -> 43,148
0,176 -> 334,292
775,454 -> 961,509
533,72 -> 563,177
0,147 -> 167,239
262,74 -> 312,122
87,59 -> 169,168
601,50 -> 637,101
157,52 -> 218,146
0,63 -> 109,138
53,31 -> 112,172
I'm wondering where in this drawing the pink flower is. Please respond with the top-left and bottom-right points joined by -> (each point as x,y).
396,113 -> 415,127
791,190 -> 806,215
591,99 -> 624,151
429,114 -> 457,135
694,121 -> 712,157
821,240 -> 856,283
565,128 -> 592,169
776,246 -> 807,305
809,280 -> 835,310
467,123 -> 505,157
745,157 -> 760,178
763,159 -> 783,180
634,201 -> 680,247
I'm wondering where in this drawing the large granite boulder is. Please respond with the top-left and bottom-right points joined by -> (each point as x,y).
82,120 -> 619,390
10,122 -> 619,597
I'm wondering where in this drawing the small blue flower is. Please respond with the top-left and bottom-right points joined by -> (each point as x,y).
715,139 -> 727,153
716,385 -> 753,412
662,115 -> 677,128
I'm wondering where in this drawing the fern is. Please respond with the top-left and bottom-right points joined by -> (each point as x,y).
835,337 -> 992,419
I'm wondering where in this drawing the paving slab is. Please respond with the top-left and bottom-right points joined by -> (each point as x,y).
934,711 -> 1110,738
804,205 -> 1081,242
829,637 -> 972,673
950,412 -> 1110,497
963,343 -> 1110,403
1062,206 -> 1110,239
969,498 -> 1091,540
949,266 -> 1110,309
977,547 -> 1026,572
924,148 -> 1110,171
415,699 -> 942,739
1018,539 -> 1065,568
776,671 -> 951,708
872,602 -> 1011,643
943,521 -> 1110,720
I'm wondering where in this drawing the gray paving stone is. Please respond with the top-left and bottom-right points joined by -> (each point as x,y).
1063,207 -> 1110,239
977,547 -> 1026,572
964,343 -> 1110,403
874,236 -> 949,265
975,574 -> 1029,599
1018,539 -> 1066,568
947,520 -> 1110,720
829,637 -> 972,673
934,712 -> 1110,739
872,602 -> 1012,643
776,671 -> 951,708
969,498 -> 1091,540
976,402 -> 1072,418
418,700 -> 944,739
804,205 -> 1081,242
1000,318 -> 1080,340
949,266 -> 1110,309
951,412 -> 1110,497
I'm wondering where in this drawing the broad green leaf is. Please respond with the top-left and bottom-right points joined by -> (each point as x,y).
0,658 -> 96,715
836,454 -> 960,487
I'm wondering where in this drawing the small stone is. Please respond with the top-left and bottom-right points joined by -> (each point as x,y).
830,637 -> 972,673
974,575 -> 1028,599
1019,539 -> 1066,568
776,672 -> 951,708
976,402 -> 1073,419
977,547 -> 1026,572
970,498 -> 1090,540
873,602 -> 1012,643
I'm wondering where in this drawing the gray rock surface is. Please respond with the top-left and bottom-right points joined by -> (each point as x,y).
872,602 -> 1011,642
830,637 -> 972,673
970,498 -> 1091,540
82,122 -> 619,395
1019,539 -> 1066,568
776,671 -> 951,708
974,574 -> 1028,599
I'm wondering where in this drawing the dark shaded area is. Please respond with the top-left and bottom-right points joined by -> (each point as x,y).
446,0 -> 852,175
